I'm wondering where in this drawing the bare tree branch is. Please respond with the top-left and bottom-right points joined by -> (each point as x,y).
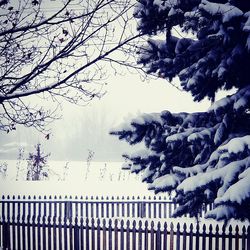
0,0 -> 144,133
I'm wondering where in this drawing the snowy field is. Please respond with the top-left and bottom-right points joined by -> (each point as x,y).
0,160 -> 249,231
0,160 -> 154,197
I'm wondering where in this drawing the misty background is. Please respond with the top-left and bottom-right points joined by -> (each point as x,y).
0,73 -> 210,161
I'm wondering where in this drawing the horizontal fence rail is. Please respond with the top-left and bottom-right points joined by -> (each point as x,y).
0,195 -> 213,221
0,217 -> 249,250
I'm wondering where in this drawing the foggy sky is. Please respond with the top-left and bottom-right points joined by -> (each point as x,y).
0,74 -> 210,161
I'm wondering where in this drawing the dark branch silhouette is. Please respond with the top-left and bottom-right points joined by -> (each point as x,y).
0,0 -> 142,133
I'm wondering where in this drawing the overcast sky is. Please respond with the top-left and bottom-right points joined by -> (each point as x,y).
0,72 -> 211,161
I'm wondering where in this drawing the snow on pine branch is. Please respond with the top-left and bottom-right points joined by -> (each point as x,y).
199,0 -> 243,23
111,88 -> 250,220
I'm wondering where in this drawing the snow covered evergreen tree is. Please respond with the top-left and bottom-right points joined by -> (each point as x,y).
111,0 -> 250,221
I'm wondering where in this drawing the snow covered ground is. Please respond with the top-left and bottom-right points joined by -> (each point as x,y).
0,160 -> 249,230
0,160 -> 154,197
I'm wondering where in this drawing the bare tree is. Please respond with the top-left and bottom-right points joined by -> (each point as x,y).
0,0 -> 142,133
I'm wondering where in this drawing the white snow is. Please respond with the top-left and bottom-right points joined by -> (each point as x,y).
215,167 -> 250,205
218,135 -> 250,154
243,11 -> 250,32
0,160 -> 154,197
176,156 -> 250,196
149,173 -> 179,191
142,167 -> 154,182
199,0 -> 243,23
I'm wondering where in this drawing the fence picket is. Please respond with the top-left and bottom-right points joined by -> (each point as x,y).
195,223 -> 200,250
103,219 -> 107,250
138,220 -> 142,250
144,221 -> 149,250
48,201 -> 52,250
183,223 -> 187,250
91,218 -> 95,250
163,222 -> 167,250
12,197 -> 16,250
189,223 -> 194,250
222,224 -> 226,250
120,220 -> 125,250
156,222 -> 161,250
64,216 -> 68,250
80,218 -> 84,250
176,222 -> 180,250
215,224 -> 219,250
170,222 -> 174,250
22,196 -> 27,250
42,216 -> 46,250
150,221 -> 154,250
74,217 -> 80,250
108,219 -> 113,250
86,218 -> 90,250
132,220 -> 136,250
208,224 -> 213,250
235,225 -> 239,250
202,224 -> 206,250
242,226 -> 246,250
114,219 -> 118,250
37,199 -> 41,250
58,215 -> 63,250
229,225 -> 233,250
97,218 -> 101,250
126,220 -> 130,250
